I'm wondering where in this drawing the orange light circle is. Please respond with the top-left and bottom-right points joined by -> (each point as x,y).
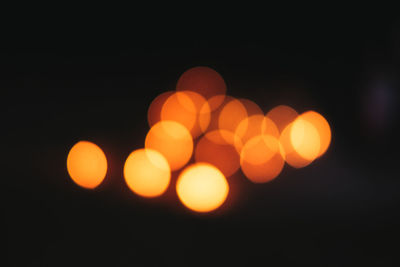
176,163 -> 229,213
238,98 -> 263,117
145,121 -> 193,171
234,115 -> 279,154
123,148 -> 171,198
218,98 -> 248,134
147,91 -> 174,127
160,91 -> 197,134
176,66 -> 227,110
240,135 -> 284,183
66,141 -> 108,189
266,105 -> 299,134
194,130 -> 241,177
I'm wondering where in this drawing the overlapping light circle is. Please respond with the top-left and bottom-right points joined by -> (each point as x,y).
66,66 -> 332,213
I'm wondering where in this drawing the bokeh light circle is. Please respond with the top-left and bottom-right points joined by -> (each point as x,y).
279,122 -> 314,168
266,105 -> 299,134
299,111 -> 331,157
145,121 -> 193,171
176,66 -> 227,110
218,98 -> 248,135
290,118 -> 321,161
240,135 -> 284,183
195,130 -> 241,177
160,91 -> 197,134
147,91 -> 174,127
176,163 -> 229,213
234,115 -> 279,154
124,148 -> 171,198
66,141 -> 108,189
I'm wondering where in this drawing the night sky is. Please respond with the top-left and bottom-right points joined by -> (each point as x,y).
4,15 -> 400,266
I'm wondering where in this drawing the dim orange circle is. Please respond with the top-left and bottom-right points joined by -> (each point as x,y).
238,98 -> 263,117
123,148 -> 171,198
194,130 -> 241,177
147,91 -> 174,127
66,141 -> 108,189
266,105 -> 299,134
176,163 -> 229,213
240,135 -> 284,183
176,66 -> 227,110
218,98 -> 248,134
145,121 -> 193,171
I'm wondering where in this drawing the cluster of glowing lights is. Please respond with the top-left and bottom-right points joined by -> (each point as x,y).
66,66 -> 332,213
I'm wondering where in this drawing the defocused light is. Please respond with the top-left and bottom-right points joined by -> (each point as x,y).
234,115 -> 279,153
279,122 -> 314,168
66,141 -> 107,189
147,91 -> 174,127
176,66 -> 227,111
145,121 -> 193,171
290,118 -> 320,161
124,148 -> 170,198
161,91 -> 211,138
240,135 -> 284,183
201,95 -> 234,132
195,130 -> 241,177
176,163 -> 229,213
160,91 -> 197,134
238,98 -> 263,117
218,98 -> 248,134
299,111 -> 331,157
266,105 -> 298,134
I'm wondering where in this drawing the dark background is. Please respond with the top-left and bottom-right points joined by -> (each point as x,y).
4,14 -> 400,266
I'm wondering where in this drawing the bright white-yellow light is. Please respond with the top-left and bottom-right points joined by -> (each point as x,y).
176,163 -> 229,213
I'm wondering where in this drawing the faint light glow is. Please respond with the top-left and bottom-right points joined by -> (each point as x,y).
266,105 -> 299,134
363,78 -> 397,135
195,130 -> 241,177
240,135 -> 284,183
124,148 -> 170,198
176,66 -> 227,111
66,141 -> 107,189
290,118 -> 320,161
147,91 -> 174,127
145,121 -> 193,171
299,111 -> 331,157
176,163 -> 229,213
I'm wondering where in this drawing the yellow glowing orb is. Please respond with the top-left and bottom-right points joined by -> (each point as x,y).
176,163 -> 229,213
66,141 -> 108,189
124,148 -> 171,198
300,111 -> 331,158
290,118 -> 321,161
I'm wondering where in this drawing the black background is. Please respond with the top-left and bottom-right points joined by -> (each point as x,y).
4,14 -> 400,266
